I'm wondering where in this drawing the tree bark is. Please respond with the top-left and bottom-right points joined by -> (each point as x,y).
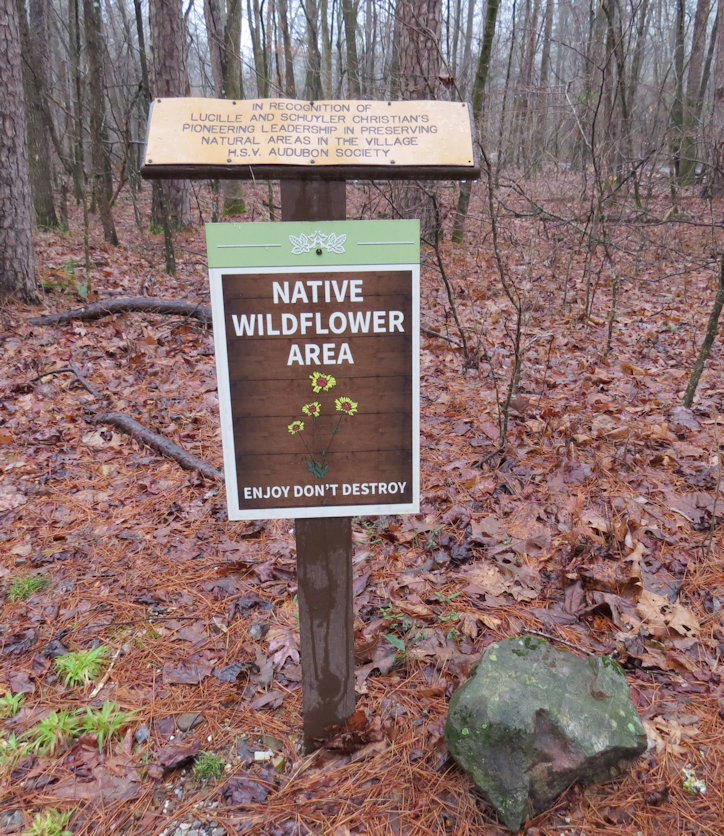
712,0 -> 724,194
0,0 -> 38,302
342,0 -> 361,97
18,0 -> 58,230
452,0 -> 500,243
149,0 -> 191,230
392,0 -> 442,238
84,0 -> 118,245
304,0 -> 324,99
278,0 -> 296,96
205,0 -> 245,214
683,254 -> 724,407
679,0 -> 711,183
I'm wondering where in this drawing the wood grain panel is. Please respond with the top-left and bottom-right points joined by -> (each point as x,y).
222,267 -> 414,513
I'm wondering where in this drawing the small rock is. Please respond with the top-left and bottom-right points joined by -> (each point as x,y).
135,723 -> 150,744
445,637 -> 647,832
211,828 -> 227,836
0,809 -> 24,833
177,712 -> 204,732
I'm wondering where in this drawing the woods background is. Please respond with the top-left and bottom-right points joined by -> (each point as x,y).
9,0 -> 724,239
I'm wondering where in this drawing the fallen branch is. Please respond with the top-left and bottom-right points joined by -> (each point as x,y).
29,297 -> 212,327
92,412 -> 223,481
421,324 -> 464,348
27,361 -> 104,399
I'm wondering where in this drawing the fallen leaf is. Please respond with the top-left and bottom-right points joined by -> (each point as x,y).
267,627 -> 300,668
157,739 -> 201,769
0,485 -> 27,512
52,766 -> 141,804
249,690 -> 286,710
222,777 -> 269,805
162,660 -> 212,685
636,590 -> 699,638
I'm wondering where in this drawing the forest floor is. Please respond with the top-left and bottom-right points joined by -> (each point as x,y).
0,178 -> 723,836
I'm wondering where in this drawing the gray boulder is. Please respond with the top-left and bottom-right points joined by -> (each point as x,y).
445,636 -> 647,832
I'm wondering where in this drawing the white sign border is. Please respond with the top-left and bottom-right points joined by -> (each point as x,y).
210,263 -> 420,521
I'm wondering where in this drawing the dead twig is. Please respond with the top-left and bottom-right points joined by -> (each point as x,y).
421,325 -> 464,348
29,297 -> 213,327
68,360 -> 103,399
27,362 -> 104,399
522,628 -> 597,656
92,412 -> 223,481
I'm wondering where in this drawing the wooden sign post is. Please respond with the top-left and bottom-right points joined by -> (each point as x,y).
143,98 -> 478,750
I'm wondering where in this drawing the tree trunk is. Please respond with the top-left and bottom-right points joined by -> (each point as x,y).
671,0 -> 686,183
395,0 -> 441,100
713,0 -> 724,194
250,0 -> 270,96
84,0 -> 118,245
452,0 -> 500,243
205,0 -> 245,215
18,0 -> 58,229
342,0 -> 361,97
460,0 -> 476,97
679,0 -> 711,183
149,0 -> 191,230
304,0 -> 324,98
0,0 -> 38,302
392,0 -> 442,238
535,0 -> 555,160
278,0 -> 296,96
320,0 -> 332,97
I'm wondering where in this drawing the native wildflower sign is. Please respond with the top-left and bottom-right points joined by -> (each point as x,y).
207,219 -> 420,520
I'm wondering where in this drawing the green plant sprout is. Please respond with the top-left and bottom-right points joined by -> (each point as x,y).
27,808 -> 74,836
7,574 -> 48,601
27,710 -> 82,756
192,750 -> 226,782
80,701 -> 136,751
0,691 -> 25,718
55,646 -> 109,687
434,590 -> 462,605
0,732 -> 28,772
380,604 -> 414,634
384,631 -> 424,664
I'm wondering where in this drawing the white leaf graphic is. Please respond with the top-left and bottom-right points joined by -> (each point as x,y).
289,233 -> 309,254
326,233 -> 346,253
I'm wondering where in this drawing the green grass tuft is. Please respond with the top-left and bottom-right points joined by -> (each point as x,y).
80,701 -> 137,751
27,710 -> 82,756
27,808 -> 74,836
7,574 -> 48,601
0,691 -> 25,718
192,750 -> 226,782
55,646 -> 109,687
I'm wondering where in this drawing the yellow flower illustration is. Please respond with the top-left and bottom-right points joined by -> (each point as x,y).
288,420 -> 305,434
310,371 -> 337,393
302,401 -> 322,417
335,397 -> 358,415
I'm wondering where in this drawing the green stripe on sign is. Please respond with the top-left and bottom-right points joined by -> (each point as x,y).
206,220 -> 420,269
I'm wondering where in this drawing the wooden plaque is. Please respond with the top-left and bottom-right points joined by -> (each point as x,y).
144,98 -> 478,181
208,220 -> 420,520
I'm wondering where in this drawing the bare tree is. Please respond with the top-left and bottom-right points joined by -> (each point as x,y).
149,0 -> 191,230
0,0 -> 37,302
713,0 -> 724,193
18,0 -> 58,230
84,0 -> 118,244
205,0 -> 245,214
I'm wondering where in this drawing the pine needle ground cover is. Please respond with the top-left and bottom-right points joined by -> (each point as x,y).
0,180 -> 722,835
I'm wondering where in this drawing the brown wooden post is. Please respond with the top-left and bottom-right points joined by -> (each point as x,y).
280,180 -> 355,749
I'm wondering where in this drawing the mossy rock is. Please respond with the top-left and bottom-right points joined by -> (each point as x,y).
445,637 -> 647,832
